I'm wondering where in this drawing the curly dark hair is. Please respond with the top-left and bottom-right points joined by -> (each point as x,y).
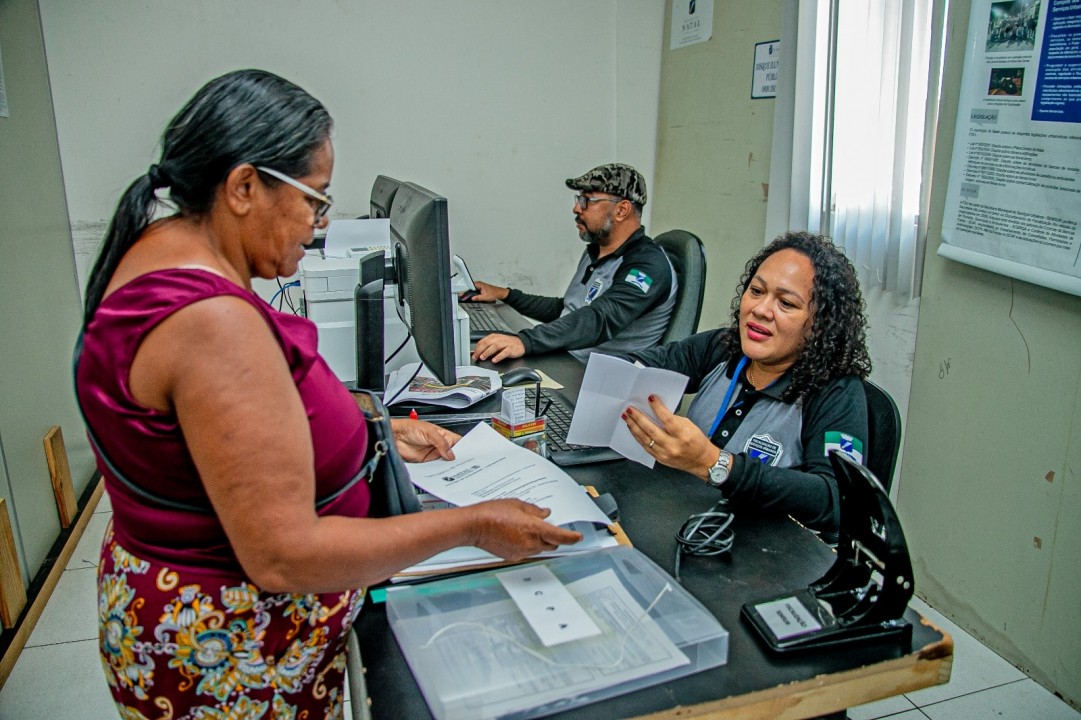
715,231 -> 871,402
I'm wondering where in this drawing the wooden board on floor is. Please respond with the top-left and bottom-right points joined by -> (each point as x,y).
0,479 -> 103,689
0,500 -> 27,629
44,426 -> 78,528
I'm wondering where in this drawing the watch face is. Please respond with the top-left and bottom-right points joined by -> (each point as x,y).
708,461 -> 729,488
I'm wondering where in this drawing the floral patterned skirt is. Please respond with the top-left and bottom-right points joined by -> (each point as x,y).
97,520 -> 365,720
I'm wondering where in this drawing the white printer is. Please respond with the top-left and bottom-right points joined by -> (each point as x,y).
298,254 -> 470,384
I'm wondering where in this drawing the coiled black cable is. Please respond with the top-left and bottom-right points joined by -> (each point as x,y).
673,500 -> 735,581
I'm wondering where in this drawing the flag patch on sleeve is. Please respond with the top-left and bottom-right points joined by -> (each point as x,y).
624,269 -> 653,293
824,431 -> 864,464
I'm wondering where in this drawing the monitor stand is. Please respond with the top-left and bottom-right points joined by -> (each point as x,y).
354,250 -> 474,415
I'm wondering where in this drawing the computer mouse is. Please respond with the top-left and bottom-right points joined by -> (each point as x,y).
501,367 -> 542,386
459,288 -> 482,302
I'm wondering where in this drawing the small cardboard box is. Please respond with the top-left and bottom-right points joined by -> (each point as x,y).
491,415 -> 547,456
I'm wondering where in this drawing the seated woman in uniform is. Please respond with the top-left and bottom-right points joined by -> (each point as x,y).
622,231 -> 872,538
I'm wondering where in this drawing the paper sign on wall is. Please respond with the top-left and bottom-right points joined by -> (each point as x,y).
752,40 -> 781,99
670,0 -> 714,50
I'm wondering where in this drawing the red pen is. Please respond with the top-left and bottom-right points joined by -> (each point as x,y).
409,409 -> 419,420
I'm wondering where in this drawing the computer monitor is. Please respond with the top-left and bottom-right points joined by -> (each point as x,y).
370,175 -> 402,219
389,182 -> 457,386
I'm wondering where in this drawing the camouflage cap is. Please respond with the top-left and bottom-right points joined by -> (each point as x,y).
565,163 -> 647,206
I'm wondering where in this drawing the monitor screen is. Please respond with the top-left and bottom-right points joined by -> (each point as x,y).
389,182 -> 457,386
370,175 -> 402,219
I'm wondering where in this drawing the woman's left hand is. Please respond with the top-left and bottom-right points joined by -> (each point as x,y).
623,396 -> 718,480
390,419 -> 460,462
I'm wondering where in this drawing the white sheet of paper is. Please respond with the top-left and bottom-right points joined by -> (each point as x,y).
405,423 -> 610,526
323,218 -> 390,258
501,387 -> 531,423
565,354 -> 689,467
497,565 -> 602,646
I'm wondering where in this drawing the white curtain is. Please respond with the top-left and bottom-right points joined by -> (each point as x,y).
767,0 -> 940,300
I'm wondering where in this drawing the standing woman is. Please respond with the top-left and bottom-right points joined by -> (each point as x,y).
623,232 -> 872,538
76,69 -> 579,718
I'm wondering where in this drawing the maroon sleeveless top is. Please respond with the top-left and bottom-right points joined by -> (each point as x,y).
77,268 -> 370,574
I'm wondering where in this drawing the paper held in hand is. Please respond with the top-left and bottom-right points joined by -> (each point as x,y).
405,422 -> 611,527
565,354 -> 689,467
383,362 -> 501,408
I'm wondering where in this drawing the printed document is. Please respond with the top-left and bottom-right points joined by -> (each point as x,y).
565,354 -> 689,467
405,423 -> 610,527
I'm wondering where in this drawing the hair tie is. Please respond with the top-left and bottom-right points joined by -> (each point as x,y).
147,164 -> 168,189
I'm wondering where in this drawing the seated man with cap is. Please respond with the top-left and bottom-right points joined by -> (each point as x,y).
469,163 -> 677,363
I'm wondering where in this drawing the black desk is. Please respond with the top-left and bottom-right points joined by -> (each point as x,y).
353,352 -> 952,719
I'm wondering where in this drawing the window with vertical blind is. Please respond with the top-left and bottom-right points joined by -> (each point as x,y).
766,0 -> 945,300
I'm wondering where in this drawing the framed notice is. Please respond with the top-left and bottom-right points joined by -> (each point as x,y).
752,40 -> 780,99
939,0 -> 1081,296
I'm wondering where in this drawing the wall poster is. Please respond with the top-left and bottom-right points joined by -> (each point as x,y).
939,0 -> 1081,296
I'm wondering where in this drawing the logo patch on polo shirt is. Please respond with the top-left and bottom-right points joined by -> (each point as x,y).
745,434 -> 783,465
824,432 -> 864,464
624,269 -> 653,293
585,278 -> 604,304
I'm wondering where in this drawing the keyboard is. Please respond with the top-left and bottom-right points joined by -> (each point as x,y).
523,388 -> 623,467
462,302 -> 515,339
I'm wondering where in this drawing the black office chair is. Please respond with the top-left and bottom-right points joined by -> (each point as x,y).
654,229 -> 707,345
863,380 -> 902,493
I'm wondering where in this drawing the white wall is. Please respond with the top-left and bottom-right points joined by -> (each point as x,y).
0,0 -> 96,581
38,0 -> 663,298
899,0 -> 1081,706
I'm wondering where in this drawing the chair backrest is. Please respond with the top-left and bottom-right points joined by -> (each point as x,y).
653,229 -> 707,345
862,380 -> 902,493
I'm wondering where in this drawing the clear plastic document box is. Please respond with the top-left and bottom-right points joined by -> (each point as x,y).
386,546 -> 728,720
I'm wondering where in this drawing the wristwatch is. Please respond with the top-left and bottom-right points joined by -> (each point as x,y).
706,449 -> 731,489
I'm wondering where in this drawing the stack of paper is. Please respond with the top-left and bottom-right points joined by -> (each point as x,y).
398,423 -> 620,580
384,363 -> 501,408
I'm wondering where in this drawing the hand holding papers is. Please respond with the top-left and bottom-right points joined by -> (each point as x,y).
406,423 -> 610,527
566,354 -> 689,467
398,423 -> 613,581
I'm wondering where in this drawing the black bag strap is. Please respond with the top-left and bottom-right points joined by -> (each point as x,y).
350,389 -> 422,516
72,331 -> 381,514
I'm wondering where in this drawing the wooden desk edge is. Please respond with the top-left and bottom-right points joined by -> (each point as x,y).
633,624 -> 954,720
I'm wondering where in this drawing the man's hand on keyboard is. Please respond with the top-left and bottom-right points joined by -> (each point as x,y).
459,280 -> 509,303
472,333 -> 525,363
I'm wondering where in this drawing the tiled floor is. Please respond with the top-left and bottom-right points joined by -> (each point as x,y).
1,493 -> 1078,720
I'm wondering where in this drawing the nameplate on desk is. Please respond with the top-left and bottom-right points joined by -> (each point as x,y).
753,596 -> 823,640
